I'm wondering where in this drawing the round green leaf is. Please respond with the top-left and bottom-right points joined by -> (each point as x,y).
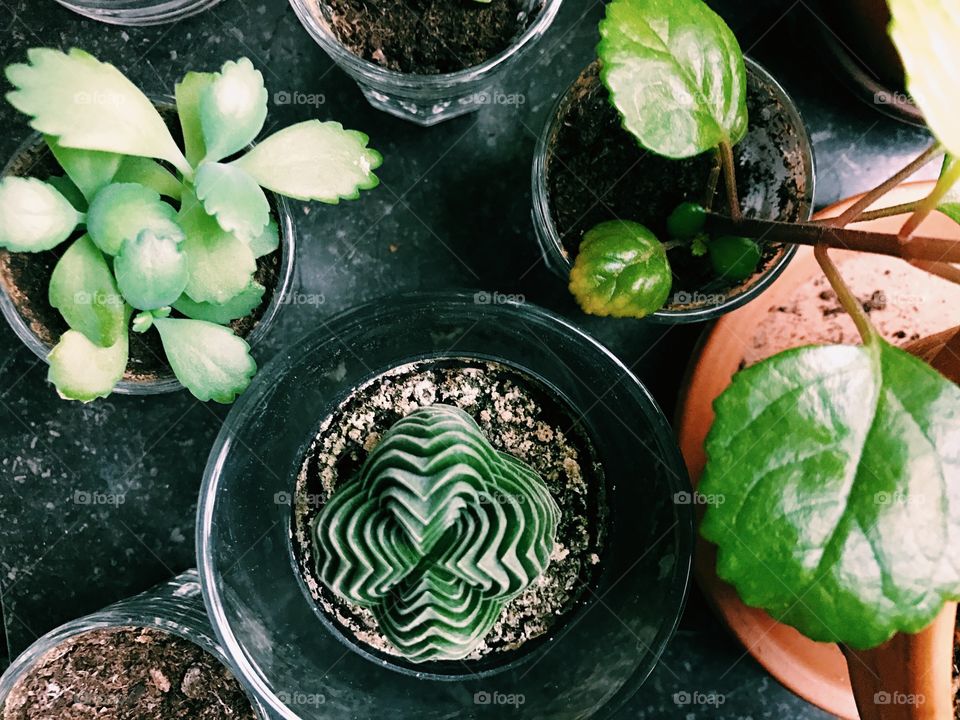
569,220 -> 672,319
114,230 -> 189,310
233,121 -> 382,203
154,317 -> 257,403
49,234 -> 126,347
199,58 -> 268,163
195,162 -> 270,238
172,281 -> 265,324
86,183 -> 182,256
48,328 -> 128,402
598,0 -> 748,158
700,340 -> 960,649
0,177 -> 81,252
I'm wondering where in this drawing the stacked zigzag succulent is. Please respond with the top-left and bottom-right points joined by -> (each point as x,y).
313,404 -> 560,662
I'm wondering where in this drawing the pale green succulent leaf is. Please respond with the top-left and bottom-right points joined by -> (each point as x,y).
113,156 -> 183,200
114,230 -> 189,310
194,162 -> 270,237
233,121 -> 382,203
154,317 -> 257,403
242,218 -> 279,258
86,183 -> 182,256
45,136 -> 122,199
172,281 -> 265,324
48,234 -> 126,347
48,328 -> 128,402
47,175 -> 88,212
199,58 -> 268,163
175,71 -> 216,167
0,177 -> 82,252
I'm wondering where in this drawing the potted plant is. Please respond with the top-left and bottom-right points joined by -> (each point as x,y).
197,293 -> 693,719
0,570 -> 269,720
288,0 -> 564,125
531,0 -> 815,322
0,49 -> 382,403
51,0 -> 223,25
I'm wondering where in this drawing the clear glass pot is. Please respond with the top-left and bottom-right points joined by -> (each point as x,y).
532,58 -> 815,323
288,0 -> 564,126
0,570 -> 269,719
0,123 -> 296,396
198,292 -> 694,720
52,0 -> 223,25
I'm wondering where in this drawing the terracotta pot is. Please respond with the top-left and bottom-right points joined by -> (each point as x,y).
677,181 -> 960,719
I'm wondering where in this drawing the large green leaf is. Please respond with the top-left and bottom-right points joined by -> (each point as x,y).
568,220 -> 672,318
0,177 -> 82,252
112,157 -> 183,200
889,0 -> 960,157
45,137 -> 121,200
700,340 -> 960,649
5,48 -> 190,177
233,121 -> 382,202
86,183 -> 182,256
194,162 -> 270,237
154,317 -> 256,403
243,218 -> 279,258
48,328 -> 128,402
175,71 -> 216,167
114,230 -> 189,310
49,234 -> 126,347
199,58 -> 268,163
597,0 -> 748,158
178,194 -> 256,304
172,281 -> 265,324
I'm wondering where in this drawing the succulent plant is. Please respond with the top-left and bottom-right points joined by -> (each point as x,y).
313,404 -> 560,662
0,49 -> 382,403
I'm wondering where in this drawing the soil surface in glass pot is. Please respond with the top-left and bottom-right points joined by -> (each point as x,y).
546,62 -> 796,306
0,140 -> 281,385
293,357 -> 606,671
1,627 -> 256,720
311,0 -> 544,74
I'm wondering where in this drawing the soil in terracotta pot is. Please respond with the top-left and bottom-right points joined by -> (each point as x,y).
546,62 -> 806,308
0,137 -> 282,385
292,357 -> 606,671
311,0 -> 544,74
0,627 -> 256,720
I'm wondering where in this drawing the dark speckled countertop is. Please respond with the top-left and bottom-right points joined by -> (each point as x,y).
0,1 -> 934,718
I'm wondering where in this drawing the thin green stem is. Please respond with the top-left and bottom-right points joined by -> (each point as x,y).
900,157 -> 960,241
814,243 -> 877,345
852,200 -> 921,223
719,141 -> 741,221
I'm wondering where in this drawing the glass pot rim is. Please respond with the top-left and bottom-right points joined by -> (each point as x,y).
51,0 -> 224,26
197,291 -> 694,720
0,100 -> 297,396
531,56 -> 816,324
0,570 -> 270,719
287,0 -> 565,92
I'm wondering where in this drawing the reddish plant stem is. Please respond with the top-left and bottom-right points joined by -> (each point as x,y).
719,141 -> 741,221
909,259 -> 960,284
900,156 -> 960,241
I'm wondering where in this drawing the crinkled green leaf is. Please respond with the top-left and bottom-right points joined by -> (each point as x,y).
195,162 -> 269,237
45,136 -> 121,200
233,121 -> 382,202
47,175 -> 87,212
569,220 -> 672,319
175,71 -> 216,167
598,0 -> 748,158
178,193 -> 257,304
5,48 -> 190,176
86,183 -> 182,256
889,0 -> 960,157
172,281 -> 265,324
0,177 -> 82,252
114,230 -> 189,310
48,328 -> 128,402
49,234 -> 126,347
113,157 -> 183,200
700,340 -> 960,649
243,218 -> 279,258
199,58 -> 268,163
154,317 -> 256,403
